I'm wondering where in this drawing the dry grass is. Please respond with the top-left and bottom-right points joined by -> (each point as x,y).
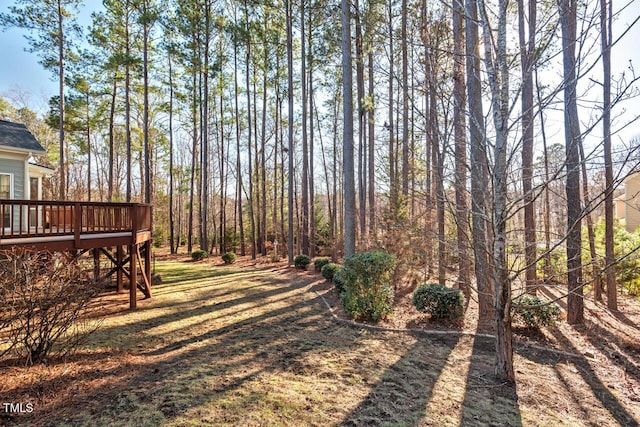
1,254 -> 639,426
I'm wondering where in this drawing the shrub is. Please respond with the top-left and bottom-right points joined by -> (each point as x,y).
294,254 -> 311,269
191,249 -> 208,261
221,252 -> 237,264
314,257 -> 330,272
512,294 -> 561,328
412,283 -> 465,319
339,251 -> 397,322
321,262 -> 341,281
0,249 -> 99,365
332,268 -> 346,293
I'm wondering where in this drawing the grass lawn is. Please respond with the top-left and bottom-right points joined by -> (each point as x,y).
1,257 -> 639,426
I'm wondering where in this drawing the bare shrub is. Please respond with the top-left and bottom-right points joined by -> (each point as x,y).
0,249 -> 100,365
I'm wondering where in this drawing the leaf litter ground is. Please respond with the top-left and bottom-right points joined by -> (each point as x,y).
1,255 -> 639,426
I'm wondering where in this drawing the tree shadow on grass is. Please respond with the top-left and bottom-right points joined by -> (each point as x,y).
461,334 -> 523,427
339,333 -> 461,426
518,327 -> 639,427
4,272 -> 397,426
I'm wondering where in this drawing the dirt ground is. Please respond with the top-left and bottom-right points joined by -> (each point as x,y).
1,254 -> 639,426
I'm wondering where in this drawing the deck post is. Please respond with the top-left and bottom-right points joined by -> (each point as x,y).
116,246 -> 123,293
129,244 -> 137,309
93,248 -> 100,281
144,240 -> 152,297
73,203 -> 81,248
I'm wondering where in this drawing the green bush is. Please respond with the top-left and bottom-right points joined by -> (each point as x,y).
593,219 -> 640,296
512,294 -> 561,328
332,268 -> 346,293
339,251 -> 397,322
412,283 -> 465,319
221,252 -> 237,264
294,254 -> 311,269
321,262 -> 342,281
314,257 -> 330,272
191,249 -> 208,261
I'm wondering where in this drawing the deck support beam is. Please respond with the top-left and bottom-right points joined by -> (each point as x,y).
129,244 -> 137,309
117,246 -> 124,293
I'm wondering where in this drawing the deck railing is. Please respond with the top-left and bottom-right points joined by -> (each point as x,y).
0,200 -> 152,242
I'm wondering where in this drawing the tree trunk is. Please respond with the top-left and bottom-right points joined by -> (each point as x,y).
342,0 -> 356,257
201,3 -> 210,251
559,0 -> 584,325
143,0 -> 151,205
287,0 -> 295,264
387,0 -> 396,206
125,2 -> 132,203
479,0 -> 514,381
233,19 -> 246,257
453,0 -> 470,297
355,0 -> 366,241
57,0 -> 66,201
534,69 -> 552,279
188,65 -> 198,254
301,0 -> 310,256
601,0 -> 617,309
168,45 -> 175,253
368,52 -> 376,237
401,0 -> 409,197
308,41 -> 316,258
466,0 -> 493,326
245,2 -> 256,259
108,75 -> 117,202
519,0 -> 537,294
261,29 -> 269,257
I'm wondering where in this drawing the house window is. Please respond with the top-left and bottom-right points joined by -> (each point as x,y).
0,174 -> 12,228
30,177 -> 39,200
0,174 -> 11,199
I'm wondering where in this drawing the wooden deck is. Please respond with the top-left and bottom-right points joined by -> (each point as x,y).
0,200 -> 153,309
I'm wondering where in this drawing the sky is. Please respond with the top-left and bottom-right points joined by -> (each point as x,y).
0,1 -> 101,112
0,1 -> 639,143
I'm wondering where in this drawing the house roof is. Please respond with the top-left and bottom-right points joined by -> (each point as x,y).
0,120 -> 46,153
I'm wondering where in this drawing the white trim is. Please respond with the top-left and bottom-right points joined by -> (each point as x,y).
0,146 -> 44,158
0,150 -> 29,161
28,163 -> 54,177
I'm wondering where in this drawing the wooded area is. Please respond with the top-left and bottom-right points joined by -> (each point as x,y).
1,0 -> 640,381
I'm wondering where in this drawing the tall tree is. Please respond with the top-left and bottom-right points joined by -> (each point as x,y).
558,0 -> 584,325
286,0 -> 295,263
601,0 -> 616,310
401,0 -> 409,197
342,0 -> 356,257
244,0 -> 257,259
137,0 -> 158,205
479,0 -> 514,381
453,0 -> 470,297
466,0 -> 493,326
301,0 -> 310,255
519,0 -> 537,294
1,0 -> 82,200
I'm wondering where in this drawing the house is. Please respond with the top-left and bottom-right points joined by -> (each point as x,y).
0,120 -> 153,309
614,172 -> 640,232
0,119 -> 52,202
